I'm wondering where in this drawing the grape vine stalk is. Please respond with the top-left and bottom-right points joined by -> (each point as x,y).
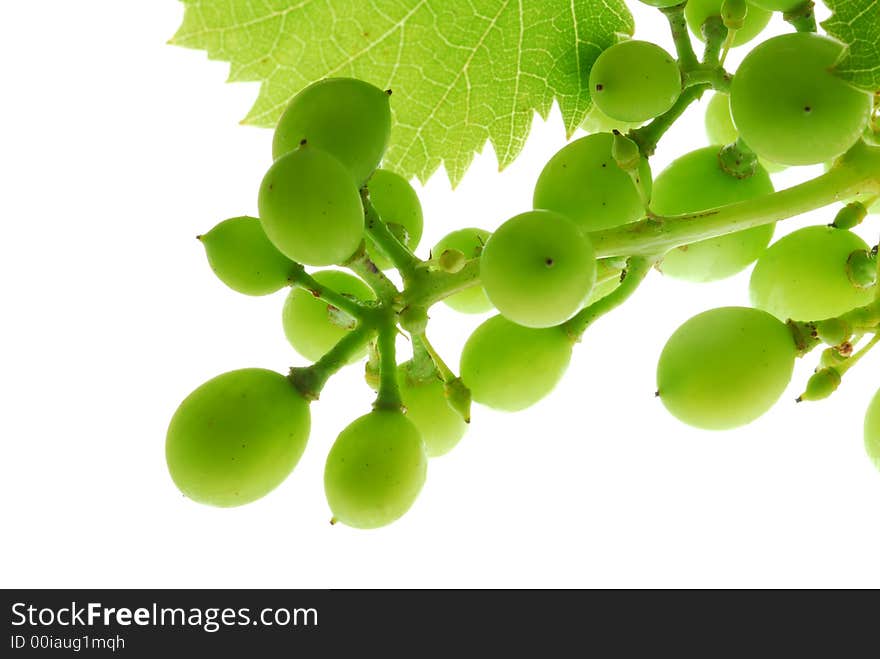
168,0 -> 880,528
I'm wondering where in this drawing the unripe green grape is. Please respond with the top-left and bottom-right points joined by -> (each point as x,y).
589,40 -> 681,123
272,78 -> 391,184
432,228 -> 493,314
651,147 -> 775,282
750,226 -> 875,321
365,169 -> 424,270
324,410 -> 427,529
685,0 -> 771,47
748,0 -> 804,11
638,0 -> 684,6
798,367 -> 841,402
198,216 -> 295,296
166,369 -> 310,507
730,33 -> 872,166
657,307 -> 796,430
398,366 -> 468,457
580,104 -> 641,135
533,133 -> 652,232
863,388 -> 880,471
460,315 -> 573,412
282,270 -> 374,363
481,210 -> 596,328
258,146 -> 364,266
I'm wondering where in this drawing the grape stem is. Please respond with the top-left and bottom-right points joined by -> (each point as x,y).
784,1 -> 818,33
562,256 -> 653,341
836,333 -> 880,376
660,4 -> 699,71
589,142 -> 880,257
288,264 -> 369,319
373,314 -> 403,411
627,85 -> 708,157
343,244 -> 400,303
361,188 -> 423,280
289,323 -> 378,400
413,332 -> 456,383
682,66 -> 732,92
701,15 -> 726,66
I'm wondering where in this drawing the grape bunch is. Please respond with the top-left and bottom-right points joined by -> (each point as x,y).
169,1 -> 880,528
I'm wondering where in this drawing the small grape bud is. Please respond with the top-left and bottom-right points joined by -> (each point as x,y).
721,0 -> 747,31
611,130 -> 641,173
846,249 -> 877,289
815,317 -> 852,347
832,202 -> 868,230
797,367 -> 841,402
444,377 -> 472,424
438,248 -> 467,273
718,140 -> 758,179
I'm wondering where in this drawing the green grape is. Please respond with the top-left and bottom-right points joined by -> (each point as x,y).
272,78 -> 391,184
580,104 -> 641,134
705,93 -> 739,146
481,210 -> 597,328
398,365 -> 468,457
258,146 -> 364,266
166,369 -> 310,507
685,0 -> 771,47
324,410 -> 428,529
365,169 -> 424,270
460,315 -> 573,411
198,216 -> 295,296
282,270 -> 374,363
533,133 -> 652,232
433,228 -> 493,314
657,307 -> 796,430
638,0 -> 686,6
750,226 -> 874,321
863,388 -> 880,471
651,147 -> 775,282
748,0 -> 804,11
730,33 -> 872,165
589,40 -> 681,123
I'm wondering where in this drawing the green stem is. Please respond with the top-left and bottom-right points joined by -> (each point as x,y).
589,143 -> 880,258
628,85 -> 708,157
361,190 -> 422,280
288,264 -> 369,319
661,4 -> 699,71
837,333 -> 880,375
373,316 -> 403,411
784,1 -> 817,33
404,257 -> 481,308
701,15 -> 726,66
414,333 -> 456,382
563,256 -> 653,340
343,244 -> 400,304
682,66 -> 732,92
289,323 -> 377,400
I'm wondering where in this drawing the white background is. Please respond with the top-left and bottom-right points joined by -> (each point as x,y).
1,1 -> 878,588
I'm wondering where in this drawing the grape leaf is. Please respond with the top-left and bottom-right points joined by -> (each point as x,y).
823,0 -> 880,93
171,0 -> 633,185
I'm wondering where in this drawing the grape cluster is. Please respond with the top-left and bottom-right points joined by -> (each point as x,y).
170,1 -> 880,527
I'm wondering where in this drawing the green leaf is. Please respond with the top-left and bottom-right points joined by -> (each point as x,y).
823,0 -> 880,94
171,0 -> 633,185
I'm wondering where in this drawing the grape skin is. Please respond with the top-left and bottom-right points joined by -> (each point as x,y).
749,226 -> 874,321
589,40 -> 681,123
657,307 -> 795,430
282,270 -> 374,363
685,0 -> 771,48
481,210 -> 597,328
199,216 -> 295,296
748,0 -> 803,11
433,228 -> 494,314
272,78 -> 391,185
365,169 -> 424,270
324,410 -> 428,529
533,133 -> 652,232
460,315 -> 573,411
258,146 -> 365,266
166,369 -> 311,507
651,147 -> 775,282
730,33 -> 872,166
704,93 -> 786,173
863,388 -> 880,472
398,365 -> 467,458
